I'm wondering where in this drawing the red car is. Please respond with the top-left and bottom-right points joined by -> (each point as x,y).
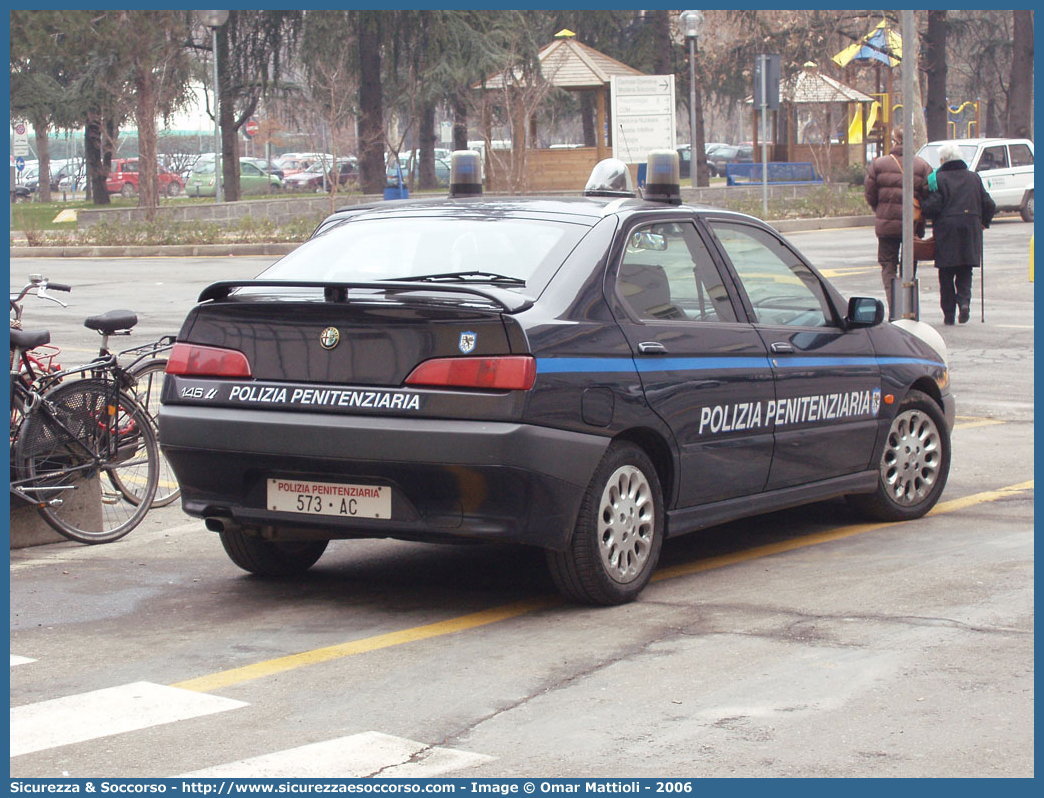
107,158 -> 184,198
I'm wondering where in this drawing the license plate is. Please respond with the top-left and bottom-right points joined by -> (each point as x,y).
267,479 -> 391,519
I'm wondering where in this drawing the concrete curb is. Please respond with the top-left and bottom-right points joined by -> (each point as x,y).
9,216 -> 876,258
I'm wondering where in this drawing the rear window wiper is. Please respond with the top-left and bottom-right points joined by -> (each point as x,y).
387,271 -> 527,286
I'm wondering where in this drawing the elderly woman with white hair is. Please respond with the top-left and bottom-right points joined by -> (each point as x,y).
921,142 -> 997,324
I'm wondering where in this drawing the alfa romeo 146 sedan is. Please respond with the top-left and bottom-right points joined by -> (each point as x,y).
159,151 -> 954,605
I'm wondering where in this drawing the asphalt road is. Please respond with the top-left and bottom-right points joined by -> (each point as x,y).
9,216 -> 1035,778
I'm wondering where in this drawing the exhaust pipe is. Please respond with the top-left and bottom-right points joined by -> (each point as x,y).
205,516 -> 238,533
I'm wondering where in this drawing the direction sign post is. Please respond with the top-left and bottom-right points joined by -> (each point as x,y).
610,75 -> 676,166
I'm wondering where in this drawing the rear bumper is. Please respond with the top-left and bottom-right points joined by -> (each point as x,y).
160,405 -> 610,550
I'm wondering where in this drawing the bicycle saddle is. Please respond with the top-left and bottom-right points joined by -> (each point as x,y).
84,310 -> 138,334
10,328 -> 50,350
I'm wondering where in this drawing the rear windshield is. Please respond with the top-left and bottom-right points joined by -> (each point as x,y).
259,216 -> 589,289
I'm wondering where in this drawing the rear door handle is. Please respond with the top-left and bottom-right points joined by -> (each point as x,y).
638,341 -> 668,354
770,342 -> 794,353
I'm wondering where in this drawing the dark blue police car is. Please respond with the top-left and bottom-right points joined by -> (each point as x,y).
160,151 -> 954,605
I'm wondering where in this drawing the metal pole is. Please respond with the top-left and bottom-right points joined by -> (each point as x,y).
898,10 -> 915,319
212,27 -> 223,204
688,36 -> 697,189
760,54 -> 768,216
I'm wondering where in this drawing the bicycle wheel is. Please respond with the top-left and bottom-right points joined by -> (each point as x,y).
117,358 -> 180,507
14,378 -> 158,544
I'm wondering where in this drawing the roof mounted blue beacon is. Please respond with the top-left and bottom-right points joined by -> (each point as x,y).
583,158 -> 636,198
449,150 -> 483,197
643,150 -> 682,205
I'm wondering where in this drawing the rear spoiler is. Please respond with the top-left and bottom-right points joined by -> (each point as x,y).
197,280 -> 533,313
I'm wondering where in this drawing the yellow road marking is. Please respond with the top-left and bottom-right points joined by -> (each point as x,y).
818,267 -> 880,278
173,480 -> 1032,694
955,417 -> 1006,430
654,480 -> 1033,583
172,598 -> 558,693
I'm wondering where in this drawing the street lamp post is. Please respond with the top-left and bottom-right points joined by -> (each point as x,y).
680,10 -> 704,189
199,10 -> 229,204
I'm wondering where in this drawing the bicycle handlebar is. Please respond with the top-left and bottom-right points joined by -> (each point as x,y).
11,276 -> 71,318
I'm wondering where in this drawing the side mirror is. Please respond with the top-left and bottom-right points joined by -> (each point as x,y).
846,296 -> 884,327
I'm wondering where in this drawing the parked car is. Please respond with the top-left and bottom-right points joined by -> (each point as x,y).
186,157 -> 283,197
13,179 -> 33,200
283,158 -> 357,192
676,143 -> 730,178
386,154 -> 450,188
16,166 -> 41,196
241,157 -> 284,180
106,158 -> 184,198
274,153 -> 329,177
708,144 -> 754,177
160,151 -> 954,606
917,138 -> 1034,222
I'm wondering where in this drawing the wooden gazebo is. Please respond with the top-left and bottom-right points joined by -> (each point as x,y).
476,30 -> 645,192
750,64 -> 876,173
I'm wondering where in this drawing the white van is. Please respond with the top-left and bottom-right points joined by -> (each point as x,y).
917,138 -> 1034,222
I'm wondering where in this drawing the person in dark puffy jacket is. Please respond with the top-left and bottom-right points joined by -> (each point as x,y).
864,127 -> 932,315
921,141 -> 996,325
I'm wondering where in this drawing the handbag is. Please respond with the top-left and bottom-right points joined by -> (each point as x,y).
890,154 -> 923,224
913,235 -> 935,262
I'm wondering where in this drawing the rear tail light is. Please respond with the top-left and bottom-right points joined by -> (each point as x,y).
166,342 -> 252,378
405,356 -> 536,391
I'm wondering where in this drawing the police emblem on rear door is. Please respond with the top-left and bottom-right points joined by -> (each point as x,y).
459,332 -> 477,354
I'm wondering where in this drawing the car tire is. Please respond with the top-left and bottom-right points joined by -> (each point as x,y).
546,441 -> 664,605
848,389 -> 951,522
219,529 -> 328,576
120,183 -> 135,198
1020,191 -> 1033,222
166,182 -> 182,198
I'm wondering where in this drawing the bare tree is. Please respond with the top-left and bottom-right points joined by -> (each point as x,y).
923,11 -> 948,142
120,10 -> 194,220
477,39 -> 555,193
300,11 -> 359,210
1008,10 -> 1033,139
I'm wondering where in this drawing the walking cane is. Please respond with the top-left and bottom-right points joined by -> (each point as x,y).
980,243 -> 985,322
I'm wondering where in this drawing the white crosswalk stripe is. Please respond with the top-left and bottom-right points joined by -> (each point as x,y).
10,681 -> 248,758
181,731 -> 492,778
10,664 -> 493,775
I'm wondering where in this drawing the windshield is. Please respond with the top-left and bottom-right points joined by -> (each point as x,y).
259,216 -> 589,290
917,143 -> 977,169
193,161 -> 216,175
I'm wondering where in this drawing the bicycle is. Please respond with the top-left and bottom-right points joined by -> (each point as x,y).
10,284 -> 160,543
11,275 -> 180,508
105,332 -> 179,507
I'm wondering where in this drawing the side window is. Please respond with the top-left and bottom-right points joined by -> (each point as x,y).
125,162 -> 138,174
1009,143 -> 1033,167
977,145 -> 1008,171
242,163 -> 260,177
617,222 -> 737,323
708,221 -> 834,328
